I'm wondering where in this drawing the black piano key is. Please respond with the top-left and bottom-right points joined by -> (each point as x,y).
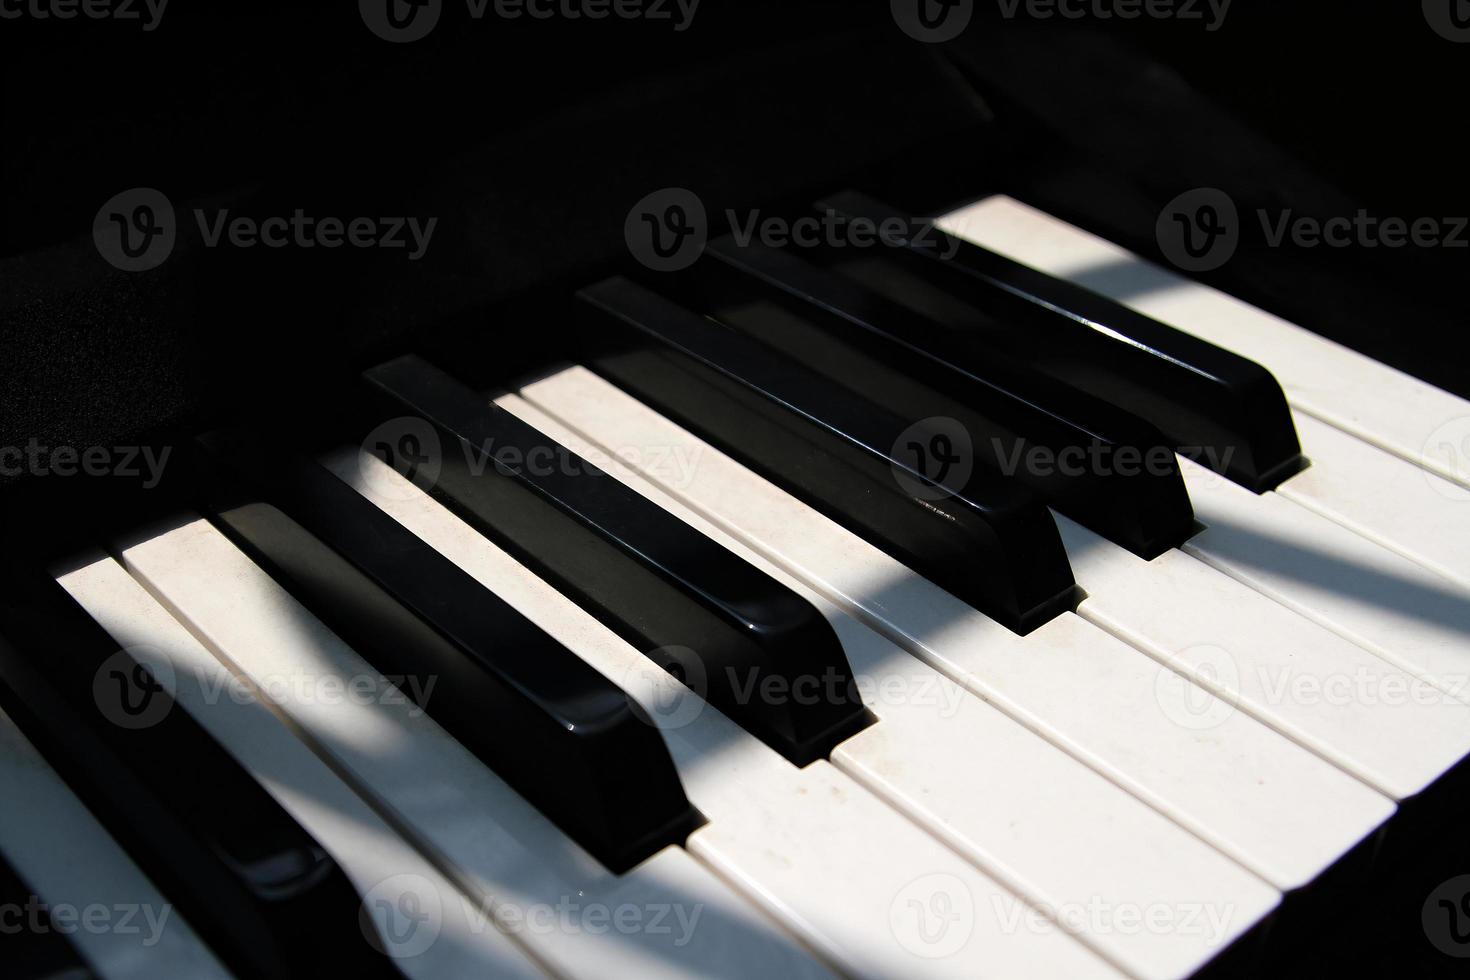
0,852 -> 94,980
361,355 -> 874,766
576,277 -> 1081,636
192,431 -> 700,874
0,568 -> 399,979
682,237 -> 1196,559
815,190 -> 1308,493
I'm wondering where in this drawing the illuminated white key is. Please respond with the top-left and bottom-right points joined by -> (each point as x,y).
1277,412 -> 1470,591
518,365 -> 1395,891
0,704 -> 230,980
1057,515 -> 1470,799
325,449 -> 1119,980
1179,457 -> 1470,704
936,195 -> 1470,491
56,554 -> 550,980
497,394 -> 1279,980
116,515 -> 838,980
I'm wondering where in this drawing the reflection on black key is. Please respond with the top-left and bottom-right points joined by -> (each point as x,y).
0,567 -> 398,979
0,852 -> 94,980
816,190 -> 1307,493
576,277 -> 1081,635
362,355 -> 874,766
193,431 -> 700,873
674,238 -> 1196,559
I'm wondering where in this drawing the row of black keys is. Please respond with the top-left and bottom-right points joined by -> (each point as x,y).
0,191 -> 1303,978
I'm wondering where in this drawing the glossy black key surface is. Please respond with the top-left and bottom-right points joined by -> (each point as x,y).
362,355 -> 873,765
0,567 -> 397,979
0,852 -> 94,980
193,431 -> 699,873
576,277 -> 1081,635
815,190 -> 1307,493
679,238 -> 1196,559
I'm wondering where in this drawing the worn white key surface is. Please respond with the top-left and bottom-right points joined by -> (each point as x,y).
0,704 -> 231,980
519,365 -> 1395,892
56,554 -> 551,980
937,195 -> 1470,491
115,515 -> 835,980
325,449 -> 1119,980
498,395 -> 1279,980
1278,412 -> 1470,591
1179,457 -> 1470,705
1058,516 -> 1470,800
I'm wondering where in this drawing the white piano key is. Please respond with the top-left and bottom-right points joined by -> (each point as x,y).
55,554 -> 551,980
115,515 -> 837,980
497,394 -> 1280,980
518,365 -> 1395,891
1057,515 -> 1470,800
936,195 -> 1470,491
1178,456 -> 1470,705
325,449 -> 1120,980
1277,412 -> 1470,591
0,703 -> 231,980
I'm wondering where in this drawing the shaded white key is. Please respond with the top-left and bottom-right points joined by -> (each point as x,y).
56,554 -> 551,980
326,449 -> 1119,980
116,515 -> 835,980
499,395 -> 1280,980
1179,457 -> 1470,704
1059,515 -> 1470,799
936,195 -> 1470,491
0,704 -> 230,980
518,365 -> 1395,891
1277,412 -> 1470,591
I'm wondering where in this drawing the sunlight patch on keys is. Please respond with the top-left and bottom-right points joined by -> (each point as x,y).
113,513 -> 836,980
516,366 -> 1395,892
936,195 -> 1470,493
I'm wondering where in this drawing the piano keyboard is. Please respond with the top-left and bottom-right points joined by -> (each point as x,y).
3,193 -> 1468,980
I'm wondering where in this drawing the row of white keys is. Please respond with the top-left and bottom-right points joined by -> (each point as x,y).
1276,411 -> 1470,592
54,553 -> 552,980
937,196 -> 1470,611
1179,457 -> 1470,703
498,394 -> 1279,980
0,703 -> 231,980
1056,514 -> 1470,800
516,365 -> 1395,892
936,194 -> 1470,493
323,448 -> 1120,980
110,514 -> 837,980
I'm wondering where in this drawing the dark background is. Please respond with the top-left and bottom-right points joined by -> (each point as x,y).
1,1 -> 1465,463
